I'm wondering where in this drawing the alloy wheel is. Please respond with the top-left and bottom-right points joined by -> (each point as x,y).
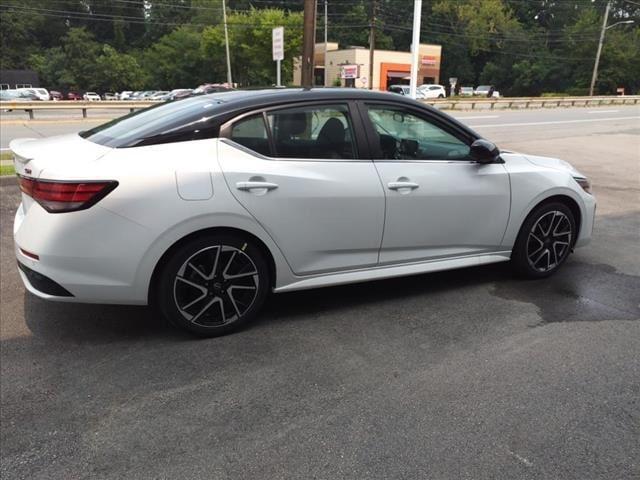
173,245 -> 259,327
526,210 -> 572,273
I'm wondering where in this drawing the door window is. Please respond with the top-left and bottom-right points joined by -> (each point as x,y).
229,114 -> 270,156
366,105 -> 471,161
266,104 -> 356,159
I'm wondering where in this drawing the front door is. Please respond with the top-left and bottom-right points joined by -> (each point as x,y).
360,102 -> 511,265
218,103 -> 385,276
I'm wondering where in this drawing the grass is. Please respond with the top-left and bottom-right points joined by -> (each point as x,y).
0,151 -> 12,161
0,164 -> 15,176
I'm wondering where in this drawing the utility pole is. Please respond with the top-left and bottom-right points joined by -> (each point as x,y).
368,0 -> 376,90
301,0 -> 317,88
324,0 -> 328,87
409,0 -> 422,99
222,0 -> 232,86
589,0 -> 611,96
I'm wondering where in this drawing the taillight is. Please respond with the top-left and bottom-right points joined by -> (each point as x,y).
18,176 -> 118,213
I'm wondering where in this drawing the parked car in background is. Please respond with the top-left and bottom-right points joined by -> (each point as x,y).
459,86 -> 474,96
388,85 -> 427,99
418,84 -> 446,99
18,88 -> 50,101
0,89 -> 39,111
169,89 -> 193,100
193,84 -> 233,95
49,90 -> 63,101
474,85 -> 500,98
0,90 -> 18,101
148,91 -> 170,100
83,92 -> 101,101
103,92 -> 118,101
119,91 -> 133,100
0,90 -> 33,101
138,91 -> 158,100
67,92 -> 82,101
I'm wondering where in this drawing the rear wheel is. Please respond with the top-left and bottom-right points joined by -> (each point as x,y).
156,233 -> 270,337
512,202 -> 576,278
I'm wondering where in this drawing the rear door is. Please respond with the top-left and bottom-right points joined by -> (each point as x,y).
218,102 -> 385,276
359,102 -> 510,265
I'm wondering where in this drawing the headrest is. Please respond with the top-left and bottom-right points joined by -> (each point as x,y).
276,112 -> 307,137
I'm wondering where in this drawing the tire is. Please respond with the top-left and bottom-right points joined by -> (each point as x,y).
511,202 -> 576,278
156,232 -> 270,337
438,94 -> 444,98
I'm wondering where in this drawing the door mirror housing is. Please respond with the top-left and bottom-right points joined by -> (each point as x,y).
470,139 -> 502,164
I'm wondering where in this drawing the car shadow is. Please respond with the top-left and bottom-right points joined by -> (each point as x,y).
22,249 -> 640,344
21,262 -> 512,344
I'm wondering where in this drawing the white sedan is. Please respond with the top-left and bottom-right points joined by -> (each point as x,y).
418,84 -> 447,98
83,92 -> 101,101
11,89 -> 595,336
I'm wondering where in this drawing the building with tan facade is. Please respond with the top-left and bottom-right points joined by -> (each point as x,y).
293,42 -> 442,91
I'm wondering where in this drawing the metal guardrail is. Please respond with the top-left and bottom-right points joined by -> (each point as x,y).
0,100 -> 158,119
422,95 -> 640,110
0,96 -> 638,119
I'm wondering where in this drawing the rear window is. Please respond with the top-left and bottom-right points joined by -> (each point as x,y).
80,96 -> 225,148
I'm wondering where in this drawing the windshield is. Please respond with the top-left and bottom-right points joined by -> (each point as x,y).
80,95 -> 225,148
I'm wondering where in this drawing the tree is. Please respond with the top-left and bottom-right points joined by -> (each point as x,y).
201,8 -> 304,86
93,45 -> 146,91
142,26 -> 209,89
0,4 -> 45,68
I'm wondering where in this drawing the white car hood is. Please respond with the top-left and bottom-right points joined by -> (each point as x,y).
524,154 -> 585,178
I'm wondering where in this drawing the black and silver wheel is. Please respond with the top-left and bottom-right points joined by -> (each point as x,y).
512,202 -> 576,278
156,233 -> 270,337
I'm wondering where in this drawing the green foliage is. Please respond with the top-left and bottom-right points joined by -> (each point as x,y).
94,46 -> 146,91
0,165 -> 16,177
201,8 -> 303,86
143,27 -> 209,89
0,3 -> 45,68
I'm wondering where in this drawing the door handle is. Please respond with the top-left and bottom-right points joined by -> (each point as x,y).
388,181 -> 419,190
236,181 -> 278,192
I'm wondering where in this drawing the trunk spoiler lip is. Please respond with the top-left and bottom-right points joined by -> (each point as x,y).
9,134 -> 113,167
8,138 -> 38,163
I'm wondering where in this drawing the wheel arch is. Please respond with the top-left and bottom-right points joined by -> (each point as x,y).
147,226 -> 278,306
516,194 -> 582,248
520,194 -> 582,243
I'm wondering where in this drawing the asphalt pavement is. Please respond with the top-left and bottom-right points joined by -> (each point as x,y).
1,106 -> 639,479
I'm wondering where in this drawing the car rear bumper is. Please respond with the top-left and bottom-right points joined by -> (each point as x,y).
14,203 -> 150,305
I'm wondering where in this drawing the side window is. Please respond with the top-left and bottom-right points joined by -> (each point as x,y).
229,114 -> 270,156
366,105 -> 471,161
266,104 -> 356,159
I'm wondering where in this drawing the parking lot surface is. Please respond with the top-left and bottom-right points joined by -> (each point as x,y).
1,107 -> 639,479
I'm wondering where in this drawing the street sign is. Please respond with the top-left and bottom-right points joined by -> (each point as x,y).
449,77 -> 458,86
272,27 -> 284,61
421,55 -> 437,66
340,65 -> 359,79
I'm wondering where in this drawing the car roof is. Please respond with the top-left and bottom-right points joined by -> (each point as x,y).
198,87 -> 427,112
198,87 -> 481,138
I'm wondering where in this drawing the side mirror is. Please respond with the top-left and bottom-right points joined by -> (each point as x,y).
470,139 -> 501,164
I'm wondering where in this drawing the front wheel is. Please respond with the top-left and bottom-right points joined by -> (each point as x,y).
156,233 -> 270,337
511,202 -> 576,278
